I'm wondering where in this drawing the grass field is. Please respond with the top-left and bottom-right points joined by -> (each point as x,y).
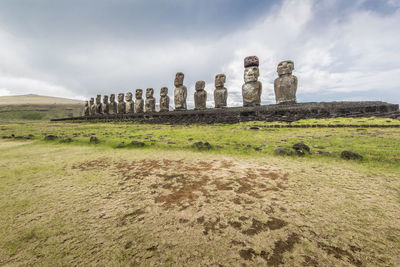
0,118 -> 399,266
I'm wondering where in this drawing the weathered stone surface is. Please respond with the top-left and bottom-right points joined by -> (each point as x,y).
135,89 -> 144,113
145,88 -> 156,113
90,136 -> 99,143
193,141 -> 212,150
194,80 -> 207,110
274,61 -> 297,105
242,56 -> 262,107
44,135 -> 58,141
89,97 -> 96,115
214,74 -> 227,108
131,141 -> 145,147
341,151 -> 363,160
109,94 -> 117,114
126,92 -> 134,114
174,72 -> 187,110
244,56 -> 259,68
159,87 -> 170,112
117,93 -> 126,114
102,95 -> 110,114
83,101 -> 90,116
95,95 -> 102,114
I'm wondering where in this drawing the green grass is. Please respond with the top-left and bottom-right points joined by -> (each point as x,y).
1,117 -> 399,171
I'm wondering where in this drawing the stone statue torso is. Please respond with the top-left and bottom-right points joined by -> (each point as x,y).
90,104 -> 96,115
174,86 -> 187,110
194,90 -> 207,109
214,88 -> 227,108
160,96 -> 170,112
117,102 -> 126,114
126,100 -> 134,113
242,81 -> 262,106
134,99 -> 144,113
274,75 -> 297,104
95,103 -> 102,114
109,102 -> 117,114
101,103 -> 109,114
145,98 -> 155,113
84,106 -> 90,116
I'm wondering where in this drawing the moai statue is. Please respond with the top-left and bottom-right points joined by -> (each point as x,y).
83,101 -> 90,116
194,80 -> 207,110
109,94 -> 117,114
159,87 -> 170,112
101,95 -> 109,114
134,89 -> 144,113
117,93 -> 126,114
274,60 -> 297,105
89,97 -> 96,115
145,88 -> 156,113
214,74 -> 227,108
95,94 -> 102,114
126,92 -> 134,114
174,72 -> 187,110
242,56 -> 262,107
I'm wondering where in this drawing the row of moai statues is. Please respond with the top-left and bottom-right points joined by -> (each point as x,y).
83,56 -> 297,115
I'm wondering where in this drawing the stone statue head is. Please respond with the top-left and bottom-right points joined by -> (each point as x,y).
244,56 -> 260,83
174,72 -> 184,87
90,98 -> 94,105
277,60 -> 294,76
146,88 -> 154,98
126,92 -> 133,101
195,80 -> 205,91
135,89 -> 143,99
118,93 -> 124,102
244,66 -> 260,83
160,87 -> 168,96
103,95 -> 108,104
96,94 -> 101,104
215,74 -> 226,88
84,101 -> 89,107
110,94 -> 115,102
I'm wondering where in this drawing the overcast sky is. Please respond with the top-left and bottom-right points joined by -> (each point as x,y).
0,0 -> 399,107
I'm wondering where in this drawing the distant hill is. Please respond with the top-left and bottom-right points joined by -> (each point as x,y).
0,94 -> 84,121
0,94 -> 84,105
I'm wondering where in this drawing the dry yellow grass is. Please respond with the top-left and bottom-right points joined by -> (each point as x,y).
0,140 -> 399,266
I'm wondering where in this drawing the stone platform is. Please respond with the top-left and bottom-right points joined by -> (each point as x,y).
52,101 -> 400,124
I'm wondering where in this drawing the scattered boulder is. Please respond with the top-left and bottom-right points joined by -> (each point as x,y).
249,126 -> 259,130
292,142 -> 310,156
89,136 -> 99,143
341,151 -> 363,160
60,137 -> 72,143
44,135 -> 58,141
193,141 -> 212,150
274,147 -> 293,155
131,141 -> 145,147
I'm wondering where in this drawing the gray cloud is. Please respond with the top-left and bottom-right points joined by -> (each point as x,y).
0,0 -> 399,107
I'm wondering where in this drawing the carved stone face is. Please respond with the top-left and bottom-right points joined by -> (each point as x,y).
136,89 -> 143,99
127,92 -> 134,101
244,66 -> 259,83
89,98 -> 94,105
215,74 -> 226,88
96,95 -> 101,104
146,88 -> 154,98
110,94 -> 115,102
103,95 -> 108,104
118,93 -> 124,102
160,87 -> 168,96
174,72 -> 184,87
195,81 -> 205,91
277,61 -> 294,76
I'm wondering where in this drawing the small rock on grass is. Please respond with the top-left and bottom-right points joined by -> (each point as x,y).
89,136 -> 99,143
274,147 -> 293,155
193,141 -> 212,150
341,151 -> 363,160
131,141 -> 145,147
44,135 -> 58,141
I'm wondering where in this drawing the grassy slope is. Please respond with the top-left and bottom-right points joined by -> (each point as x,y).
0,118 -> 399,266
0,94 -> 84,121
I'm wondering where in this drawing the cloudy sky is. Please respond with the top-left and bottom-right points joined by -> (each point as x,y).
0,0 -> 399,107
